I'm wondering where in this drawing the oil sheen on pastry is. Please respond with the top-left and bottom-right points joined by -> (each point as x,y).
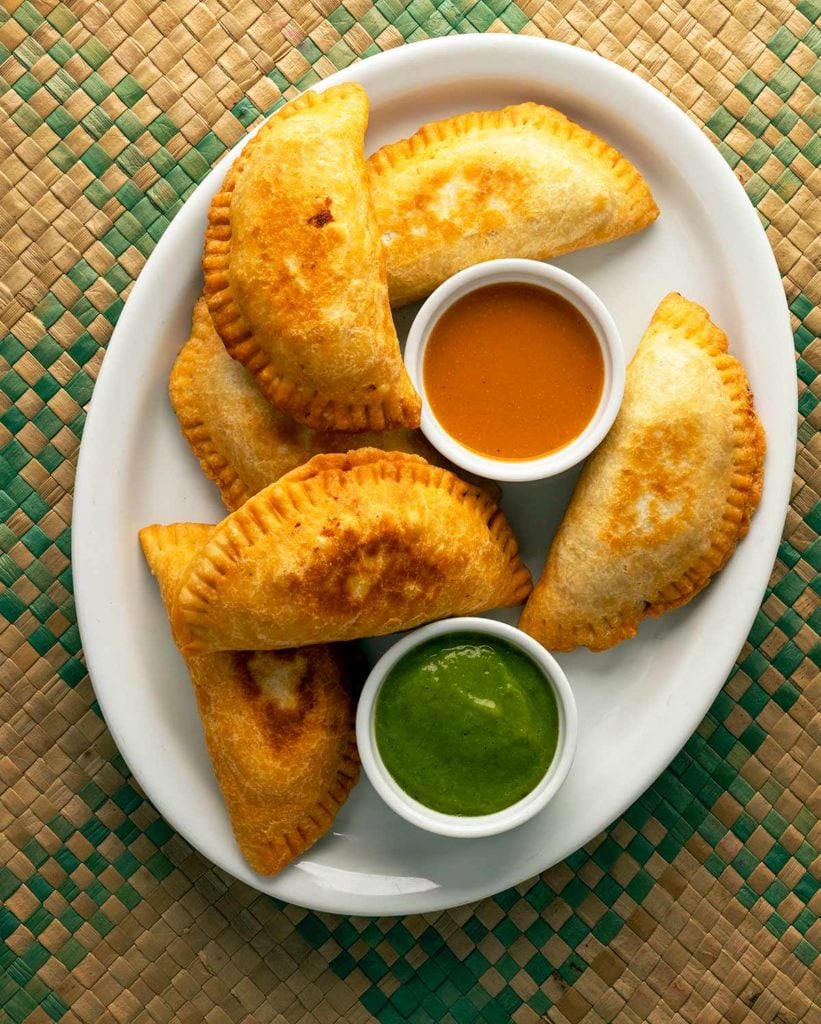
203,83 -> 420,432
520,294 -> 766,652
367,102 -> 659,306
167,450 -> 532,654
170,299 -> 496,511
140,523 -> 360,876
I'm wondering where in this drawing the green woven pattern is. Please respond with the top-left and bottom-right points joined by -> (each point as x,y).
0,1 -> 818,1021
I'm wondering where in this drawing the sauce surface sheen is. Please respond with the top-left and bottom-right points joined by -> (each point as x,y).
374,632 -> 559,816
424,282 -> 604,460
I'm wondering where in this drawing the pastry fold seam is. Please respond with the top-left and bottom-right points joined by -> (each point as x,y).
368,103 -> 656,217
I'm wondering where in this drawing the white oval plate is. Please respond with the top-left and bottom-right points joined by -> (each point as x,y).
73,37 -> 795,916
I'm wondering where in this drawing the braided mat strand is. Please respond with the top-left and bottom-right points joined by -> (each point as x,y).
1,1 -> 819,1022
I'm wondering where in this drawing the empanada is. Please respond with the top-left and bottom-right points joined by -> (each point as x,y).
203,83 -> 420,431
168,449 -> 531,655
367,103 -> 659,306
171,298 -> 496,511
140,523 -> 360,875
520,294 -> 765,652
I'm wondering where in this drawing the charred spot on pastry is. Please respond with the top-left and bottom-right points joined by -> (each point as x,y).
308,198 -> 334,228
308,209 -> 334,228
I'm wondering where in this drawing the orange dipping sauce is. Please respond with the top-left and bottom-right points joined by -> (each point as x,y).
423,283 -> 604,461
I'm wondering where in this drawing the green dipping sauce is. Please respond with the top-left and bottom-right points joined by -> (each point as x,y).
374,632 -> 559,816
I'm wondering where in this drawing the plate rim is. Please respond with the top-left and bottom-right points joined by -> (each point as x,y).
72,35 -> 795,915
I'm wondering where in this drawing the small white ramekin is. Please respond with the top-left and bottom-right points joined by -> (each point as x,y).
403,258 -> 625,483
355,617 -> 578,838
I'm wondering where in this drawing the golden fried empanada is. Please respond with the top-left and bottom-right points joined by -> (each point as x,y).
203,83 -> 420,431
520,294 -> 765,652
171,298 -> 496,511
167,449 -> 531,655
140,523 -> 360,875
367,103 -> 659,306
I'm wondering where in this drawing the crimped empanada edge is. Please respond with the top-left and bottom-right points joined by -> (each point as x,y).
169,310 -> 251,513
367,101 -> 659,231
176,452 -> 532,653
140,522 -> 214,653
642,294 -> 766,619
238,734 -> 360,876
140,522 -> 213,580
275,447 -> 426,486
202,86 -> 420,433
526,293 -> 766,652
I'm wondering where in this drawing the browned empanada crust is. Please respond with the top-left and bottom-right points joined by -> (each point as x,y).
520,294 -> 765,652
202,83 -> 420,432
170,298 -> 499,511
368,102 -> 659,306
170,449 -> 531,655
140,523 -> 360,876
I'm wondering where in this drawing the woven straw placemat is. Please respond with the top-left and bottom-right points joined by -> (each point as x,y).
1,1 -> 818,1022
